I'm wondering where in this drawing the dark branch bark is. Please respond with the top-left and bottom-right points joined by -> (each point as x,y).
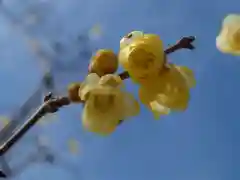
118,71 -> 130,80
0,93 -> 70,157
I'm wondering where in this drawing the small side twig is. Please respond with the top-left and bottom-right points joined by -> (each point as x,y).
43,92 -> 71,113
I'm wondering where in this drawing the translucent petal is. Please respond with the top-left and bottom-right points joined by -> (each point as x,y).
99,74 -> 123,88
120,31 -> 144,50
175,66 -> 196,88
84,73 -> 101,85
150,101 -> 170,120
122,92 -> 140,117
217,14 -> 240,55
79,73 -> 101,100
138,65 -> 194,117
81,74 -> 139,135
223,14 -> 240,26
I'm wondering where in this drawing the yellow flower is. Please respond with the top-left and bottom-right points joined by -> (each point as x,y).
119,31 -> 195,119
216,14 -> 240,55
80,73 -> 140,135
119,31 -> 165,84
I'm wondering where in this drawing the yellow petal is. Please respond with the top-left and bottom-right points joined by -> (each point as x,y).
217,14 -> 240,55
99,74 -> 122,88
122,92 -> 140,117
175,66 -> 196,88
216,35 -> 240,55
223,14 -> 240,26
150,101 -> 170,120
120,31 -> 144,50
216,34 -> 240,55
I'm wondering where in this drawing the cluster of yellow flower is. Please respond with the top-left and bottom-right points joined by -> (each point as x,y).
68,31 -> 196,136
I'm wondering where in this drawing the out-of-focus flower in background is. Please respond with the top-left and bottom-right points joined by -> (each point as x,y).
0,116 -> 10,130
216,14 -> 240,55
88,24 -> 103,40
67,139 -> 79,155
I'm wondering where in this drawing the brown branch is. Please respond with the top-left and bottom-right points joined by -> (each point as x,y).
165,36 -> 196,54
0,93 -> 70,158
0,93 -> 72,177
118,71 -> 130,80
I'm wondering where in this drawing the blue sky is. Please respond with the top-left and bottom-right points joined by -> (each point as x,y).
0,0 -> 239,180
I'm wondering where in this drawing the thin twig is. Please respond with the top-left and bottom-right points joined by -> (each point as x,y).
0,93 -> 70,156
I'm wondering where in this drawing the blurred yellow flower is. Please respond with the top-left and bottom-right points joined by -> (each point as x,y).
89,24 -> 102,40
0,116 -> 10,129
68,139 -> 79,155
80,73 -> 140,135
216,14 -> 240,55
